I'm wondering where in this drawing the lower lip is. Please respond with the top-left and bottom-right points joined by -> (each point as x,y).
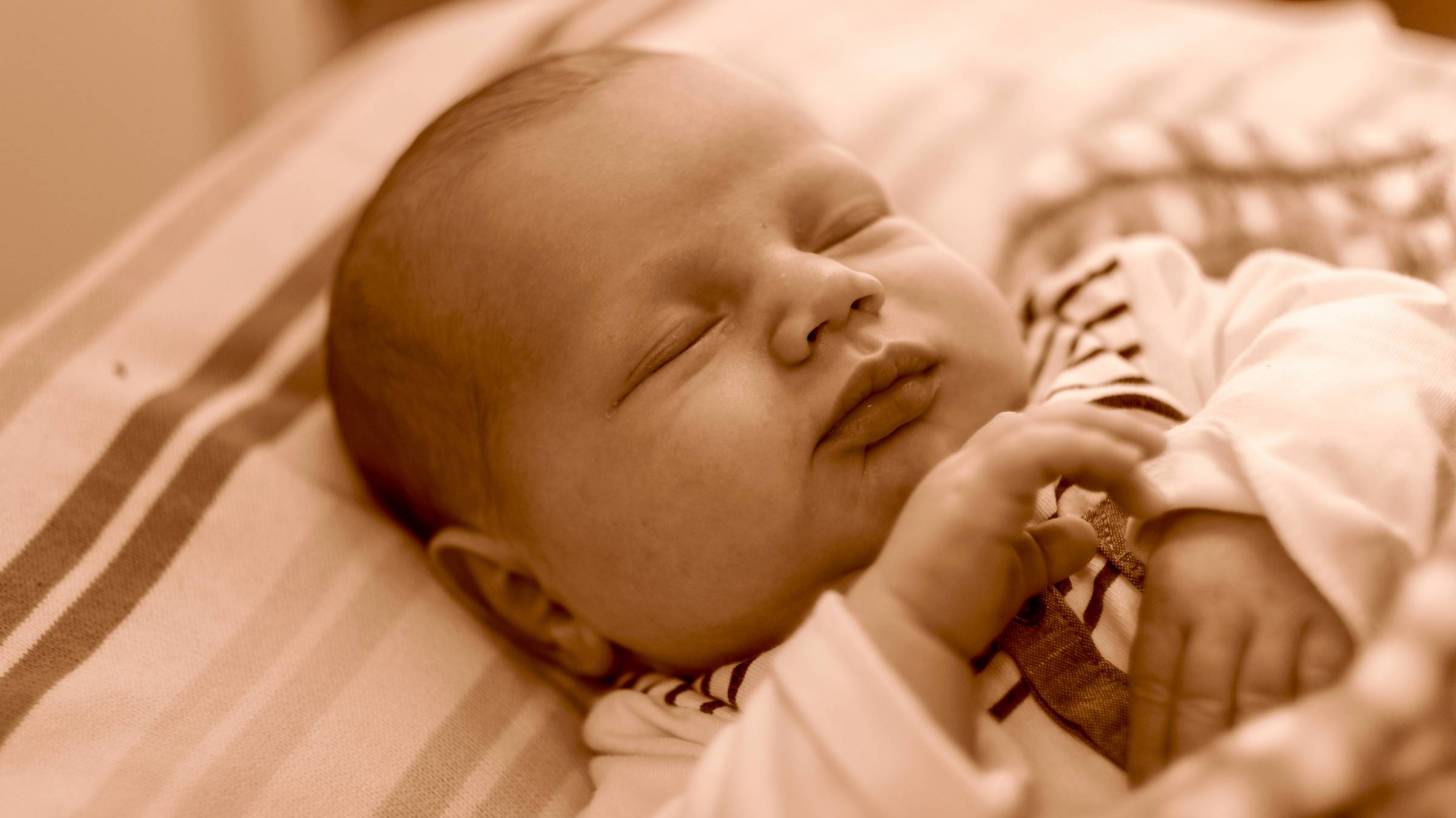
822,368 -> 941,451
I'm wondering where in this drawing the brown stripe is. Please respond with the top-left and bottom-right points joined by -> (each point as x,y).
1091,391 -> 1186,423
696,664 -> 717,697
1066,343 -> 1109,370
1086,497 -> 1145,589
725,658 -> 752,707
1053,477 -> 1074,502
1030,323 -> 1083,387
1081,301 -> 1128,330
998,590 -> 1131,768
374,657 -> 540,818
1080,560 -> 1121,630
0,348 -> 323,745
663,679 -> 695,706
970,643 -> 999,672
0,73 -> 348,434
1051,258 -> 1120,315
74,508 -> 376,818
175,538 -> 428,817
989,679 -> 1031,722
995,140 -> 1442,286
700,699 -> 729,715
0,224 -> 347,644
1043,375 -> 1151,401
469,703 -> 593,818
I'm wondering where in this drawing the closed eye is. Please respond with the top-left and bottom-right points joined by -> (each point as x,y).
616,315 -> 726,406
816,197 -> 891,253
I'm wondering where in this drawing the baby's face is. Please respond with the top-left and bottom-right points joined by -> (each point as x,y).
461,57 -> 1028,671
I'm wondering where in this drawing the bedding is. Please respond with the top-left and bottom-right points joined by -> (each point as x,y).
3,0 -> 1456,815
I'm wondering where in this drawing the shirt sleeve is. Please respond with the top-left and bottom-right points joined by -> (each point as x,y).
578,592 -> 1032,818
1112,236 -> 1456,639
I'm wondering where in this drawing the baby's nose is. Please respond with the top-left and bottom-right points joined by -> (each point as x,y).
769,263 -> 884,365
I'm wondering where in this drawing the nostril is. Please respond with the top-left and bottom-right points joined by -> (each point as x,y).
807,322 -> 826,342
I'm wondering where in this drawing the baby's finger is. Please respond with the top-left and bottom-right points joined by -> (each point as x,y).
988,423 -> 1149,494
1170,624 -> 1245,761
1023,402 -> 1169,457
1128,616 -> 1184,783
1103,467 -> 1168,520
1233,624 -> 1301,723
1023,517 -> 1100,592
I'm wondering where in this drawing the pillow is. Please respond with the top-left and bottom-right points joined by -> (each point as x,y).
4,0 -> 1456,815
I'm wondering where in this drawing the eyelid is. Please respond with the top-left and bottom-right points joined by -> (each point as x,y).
817,196 -> 891,252
618,314 -> 725,404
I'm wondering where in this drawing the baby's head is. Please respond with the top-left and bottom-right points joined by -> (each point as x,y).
327,47 -> 1030,676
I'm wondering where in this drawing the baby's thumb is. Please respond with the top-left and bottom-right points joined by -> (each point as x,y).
1021,517 -> 1099,595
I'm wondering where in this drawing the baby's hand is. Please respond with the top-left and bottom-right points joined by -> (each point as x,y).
853,403 -> 1168,664
1127,511 -> 1355,783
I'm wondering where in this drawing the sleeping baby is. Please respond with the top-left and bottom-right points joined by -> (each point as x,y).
324,48 -> 1456,816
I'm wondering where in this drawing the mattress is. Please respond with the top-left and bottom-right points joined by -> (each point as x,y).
3,0 -> 1455,814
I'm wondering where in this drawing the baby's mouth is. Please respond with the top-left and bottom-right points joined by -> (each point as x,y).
819,343 -> 942,453
821,367 -> 940,451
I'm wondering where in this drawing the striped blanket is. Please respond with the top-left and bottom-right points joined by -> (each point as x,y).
3,0 -> 1455,815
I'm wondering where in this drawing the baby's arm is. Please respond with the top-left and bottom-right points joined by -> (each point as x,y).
581,403 -> 1167,818
1099,237 -> 1456,778
1127,510 -> 1352,781
846,402 -> 1168,751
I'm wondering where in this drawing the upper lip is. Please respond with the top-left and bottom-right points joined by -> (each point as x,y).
820,341 -> 941,445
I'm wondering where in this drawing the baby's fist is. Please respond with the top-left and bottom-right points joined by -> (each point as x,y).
1127,511 -> 1354,783
864,403 -> 1168,662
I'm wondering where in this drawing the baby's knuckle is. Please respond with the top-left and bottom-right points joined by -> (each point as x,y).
1129,674 -> 1175,706
1235,689 -> 1288,714
1301,650 -> 1349,685
1174,695 -> 1229,725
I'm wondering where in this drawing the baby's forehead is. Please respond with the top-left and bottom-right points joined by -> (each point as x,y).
445,57 -> 862,380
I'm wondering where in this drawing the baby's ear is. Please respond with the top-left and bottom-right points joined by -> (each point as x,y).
427,527 -> 615,677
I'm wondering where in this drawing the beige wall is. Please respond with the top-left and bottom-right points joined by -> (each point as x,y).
0,1 -> 348,328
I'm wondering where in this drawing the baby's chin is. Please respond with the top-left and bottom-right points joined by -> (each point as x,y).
859,413 -> 964,501
818,415 -> 963,567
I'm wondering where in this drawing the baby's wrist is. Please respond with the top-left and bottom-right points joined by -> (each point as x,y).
1138,508 -> 1265,552
841,576 -> 983,753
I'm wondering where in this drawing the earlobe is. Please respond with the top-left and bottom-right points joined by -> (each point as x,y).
427,527 -> 615,677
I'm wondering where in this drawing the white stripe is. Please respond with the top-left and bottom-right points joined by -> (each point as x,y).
0,299 -> 325,676
143,536 -> 424,818
435,685 -> 571,818
0,501 -> 400,814
247,589 -> 508,817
